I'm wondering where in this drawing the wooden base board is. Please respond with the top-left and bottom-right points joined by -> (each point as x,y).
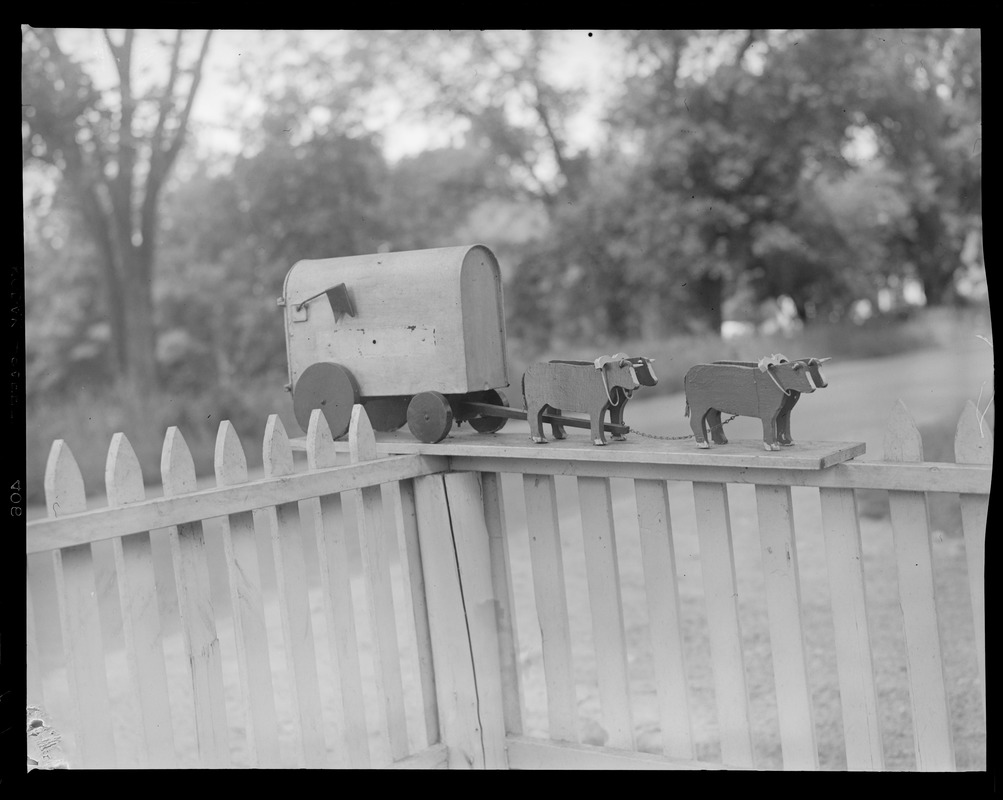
289,430 -> 865,471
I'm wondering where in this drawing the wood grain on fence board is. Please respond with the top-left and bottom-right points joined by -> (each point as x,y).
214,421 -> 281,768
481,471 -> 525,736
261,415 -> 327,768
444,471 -> 509,768
754,483 -> 818,770
884,401 -> 955,771
305,409 -> 371,768
577,476 -> 635,751
633,478 -> 694,760
388,742 -> 449,769
162,427 -> 230,768
349,406 -> 410,762
504,735 -> 737,770
522,473 -> 578,743
818,486 -> 885,770
413,473 -> 483,768
390,477 -> 440,748
27,454 -> 449,554
692,480 -> 754,767
45,439 -> 117,769
954,400 -> 990,725
447,455 -> 989,494
106,433 -> 176,769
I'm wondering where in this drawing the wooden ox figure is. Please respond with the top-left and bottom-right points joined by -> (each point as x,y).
523,354 -> 650,445
713,356 -> 830,446
684,358 -> 818,450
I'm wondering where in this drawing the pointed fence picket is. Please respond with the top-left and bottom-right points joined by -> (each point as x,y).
24,398 -> 988,772
348,407 -> 411,763
45,440 -> 117,769
302,409 -> 372,768
261,414 -> 327,768
954,400 -> 990,726
162,427 -> 231,768
105,433 -> 175,769
884,401 -> 955,771
213,421 -> 281,768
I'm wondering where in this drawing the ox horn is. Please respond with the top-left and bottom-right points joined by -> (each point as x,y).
816,357 -> 832,363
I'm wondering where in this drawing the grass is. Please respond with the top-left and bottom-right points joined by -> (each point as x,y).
508,305 -> 992,400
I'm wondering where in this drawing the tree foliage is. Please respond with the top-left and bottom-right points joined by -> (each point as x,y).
23,27 -> 213,389
23,28 -> 982,399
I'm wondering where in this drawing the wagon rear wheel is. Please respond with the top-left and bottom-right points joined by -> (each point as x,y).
407,391 -> 453,443
293,362 -> 360,438
468,389 -> 509,434
363,397 -> 410,432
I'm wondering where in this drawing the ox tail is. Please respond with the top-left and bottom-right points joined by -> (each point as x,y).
684,399 -> 690,418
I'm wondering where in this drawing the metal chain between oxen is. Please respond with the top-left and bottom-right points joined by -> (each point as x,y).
631,413 -> 740,441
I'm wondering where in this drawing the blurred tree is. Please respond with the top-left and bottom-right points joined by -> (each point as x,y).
852,28 -> 981,305
22,27 -> 212,390
602,29 -> 876,331
352,30 -> 590,212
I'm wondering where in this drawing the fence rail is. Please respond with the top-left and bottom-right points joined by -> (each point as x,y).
26,400 -> 989,770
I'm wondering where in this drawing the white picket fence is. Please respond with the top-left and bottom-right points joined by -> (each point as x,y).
25,400 -> 989,770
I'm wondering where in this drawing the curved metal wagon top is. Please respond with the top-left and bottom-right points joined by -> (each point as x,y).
282,244 -> 509,398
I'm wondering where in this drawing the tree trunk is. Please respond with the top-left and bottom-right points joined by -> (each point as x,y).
912,207 -> 959,306
120,248 -> 159,391
690,274 -> 725,334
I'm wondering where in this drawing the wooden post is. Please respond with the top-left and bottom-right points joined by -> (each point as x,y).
214,421 -> 281,768
754,483 -> 818,769
389,476 -> 441,748
161,427 -> 230,768
577,475 -> 634,751
954,400 -> 990,725
443,471 -> 509,768
692,480 -> 754,767
481,471 -> 525,736
106,433 -> 176,768
304,409 -> 371,768
261,414 -> 327,768
634,478 -> 694,760
819,486 -> 885,770
522,473 -> 578,742
349,406 -> 410,763
884,400 -> 955,770
413,473 -> 483,768
45,439 -> 117,769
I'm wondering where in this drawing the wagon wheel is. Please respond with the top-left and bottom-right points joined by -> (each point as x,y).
407,391 -> 454,443
363,397 -> 410,432
293,362 -> 360,438
468,389 -> 509,434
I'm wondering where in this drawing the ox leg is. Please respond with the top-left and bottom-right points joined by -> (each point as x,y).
707,408 -> 729,445
591,405 -> 608,446
528,402 -> 548,443
549,408 -> 568,440
779,394 -> 799,446
761,415 -> 781,451
610,400 -> 627,441
690,407 -> 710,448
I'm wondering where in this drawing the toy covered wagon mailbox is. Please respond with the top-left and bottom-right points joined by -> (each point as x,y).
280,244 -> 512,443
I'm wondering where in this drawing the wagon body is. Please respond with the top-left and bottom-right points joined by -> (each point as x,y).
282,244 -> 509,398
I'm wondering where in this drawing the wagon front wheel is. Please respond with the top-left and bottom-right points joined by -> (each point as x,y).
293,362 -> 360,438
407,392 -> 454,443
468,389 -> 509,434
